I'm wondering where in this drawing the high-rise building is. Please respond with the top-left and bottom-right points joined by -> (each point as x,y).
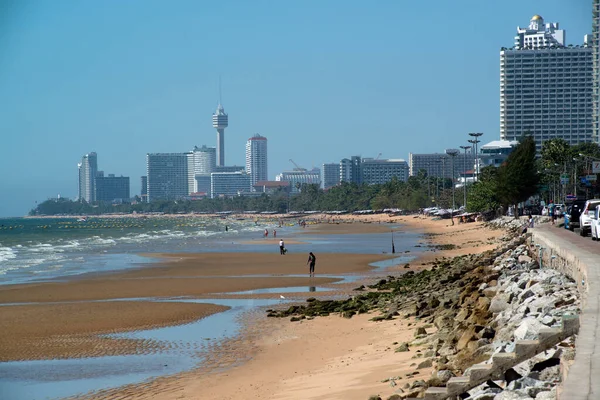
146,153 -> 194,201
275,168 -> 321,193
500,15 -> 593,150
212,103 -> 228,166
211,171 -> 251,198
78,152 -> 98,203
409,153 -> 474,178
593,0 -> 600,141
245,134 -> 268,188
141,176 -> 148,202
192,145 -> 216,175
340,156 -> 361,184
361,159 -> 409,184
95,174 -> 130,203
322,163 -> 340,189
192,145 -> 217,194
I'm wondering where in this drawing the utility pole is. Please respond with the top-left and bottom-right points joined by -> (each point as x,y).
460,145 -> 471,209
446,149 -> 460,224
468,132 -> 483,182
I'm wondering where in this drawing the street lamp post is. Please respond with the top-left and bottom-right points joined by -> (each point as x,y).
468,132 -> 483,182
459,145 -> 470,209
436,159 -> 441,207
446,149 -> 460,223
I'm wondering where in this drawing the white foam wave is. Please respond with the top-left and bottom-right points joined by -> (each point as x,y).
0,246 -> 17,263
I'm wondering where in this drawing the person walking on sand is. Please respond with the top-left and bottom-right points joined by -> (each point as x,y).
307,252 -> 316,277
279,239 -> 285,255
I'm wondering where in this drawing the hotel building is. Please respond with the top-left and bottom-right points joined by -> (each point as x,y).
275,168 -> 321,193
361,158 -> 409,184
245,134 -> 268,188
500,15 -> 593,150
322,163 -> 341,189
211,171 -> 251,198
95,175 -> 130,203
77,152 -> 98,202
146,153 -> 194,201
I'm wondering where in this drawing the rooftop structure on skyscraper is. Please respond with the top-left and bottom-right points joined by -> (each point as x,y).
514,15 -> 565,49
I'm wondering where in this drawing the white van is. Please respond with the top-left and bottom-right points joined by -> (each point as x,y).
579,199 -> 600,237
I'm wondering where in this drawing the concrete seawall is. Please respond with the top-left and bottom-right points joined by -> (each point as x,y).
531,227 -> 600,400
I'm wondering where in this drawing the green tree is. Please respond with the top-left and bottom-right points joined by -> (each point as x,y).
540,138 -> 572,170
467,166 -> 500,212
497,135 -> 540,212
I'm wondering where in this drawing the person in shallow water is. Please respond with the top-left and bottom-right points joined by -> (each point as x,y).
307,252 -> 316,277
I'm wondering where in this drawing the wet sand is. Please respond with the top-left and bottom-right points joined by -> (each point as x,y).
0,214 -> 504,398
79,215 -> 504,400
0,301 -> 228,361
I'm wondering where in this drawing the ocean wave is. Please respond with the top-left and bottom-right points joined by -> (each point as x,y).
85,236 -> 117,246
0,246 -> 17,263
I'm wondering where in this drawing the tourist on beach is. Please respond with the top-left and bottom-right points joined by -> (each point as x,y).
307,252 -> 316,277
264,228 -> 269,238
273,229 -> 277,238
279,239 -> 285,255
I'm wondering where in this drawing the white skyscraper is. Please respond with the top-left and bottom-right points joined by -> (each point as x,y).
245,134 -> 268,188
192,145 -> 216,175
593,0 -> 600,141
212,103 -> 228,166
78,152 -> 98,202
500,15 -> 593,150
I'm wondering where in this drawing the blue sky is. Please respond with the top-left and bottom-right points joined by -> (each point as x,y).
0,0 -> 592,217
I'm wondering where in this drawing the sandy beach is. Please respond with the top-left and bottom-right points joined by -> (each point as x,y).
0,213 -> 504,399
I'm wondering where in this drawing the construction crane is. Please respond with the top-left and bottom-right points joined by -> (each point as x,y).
375,153 -> 382,160
289,159 -> 307,172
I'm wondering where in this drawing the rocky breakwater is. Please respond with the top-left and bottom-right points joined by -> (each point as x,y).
266,231 -> 580,400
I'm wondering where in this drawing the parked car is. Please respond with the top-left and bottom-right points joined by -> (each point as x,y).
578,199 -> 600,237
564,199 -> 587,231
591,205 -> 600,240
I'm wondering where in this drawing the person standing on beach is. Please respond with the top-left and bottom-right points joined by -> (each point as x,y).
273,229 -> 277,238
264,228 -> 269,238
279,239 -> 285,255
307,252 -> 316,277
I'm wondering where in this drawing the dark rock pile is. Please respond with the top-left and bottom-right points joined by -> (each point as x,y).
267,227 -> 579,400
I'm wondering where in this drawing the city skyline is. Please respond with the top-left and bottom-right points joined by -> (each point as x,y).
0,1 -> 592,217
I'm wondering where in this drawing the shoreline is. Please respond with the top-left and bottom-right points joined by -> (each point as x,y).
0,215 -> 504,399
89,217 -> 504,399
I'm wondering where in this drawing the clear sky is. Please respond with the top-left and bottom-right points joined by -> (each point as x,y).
0,0 -> 592,217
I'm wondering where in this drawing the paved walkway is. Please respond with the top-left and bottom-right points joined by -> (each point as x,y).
531,224 -> 600,400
